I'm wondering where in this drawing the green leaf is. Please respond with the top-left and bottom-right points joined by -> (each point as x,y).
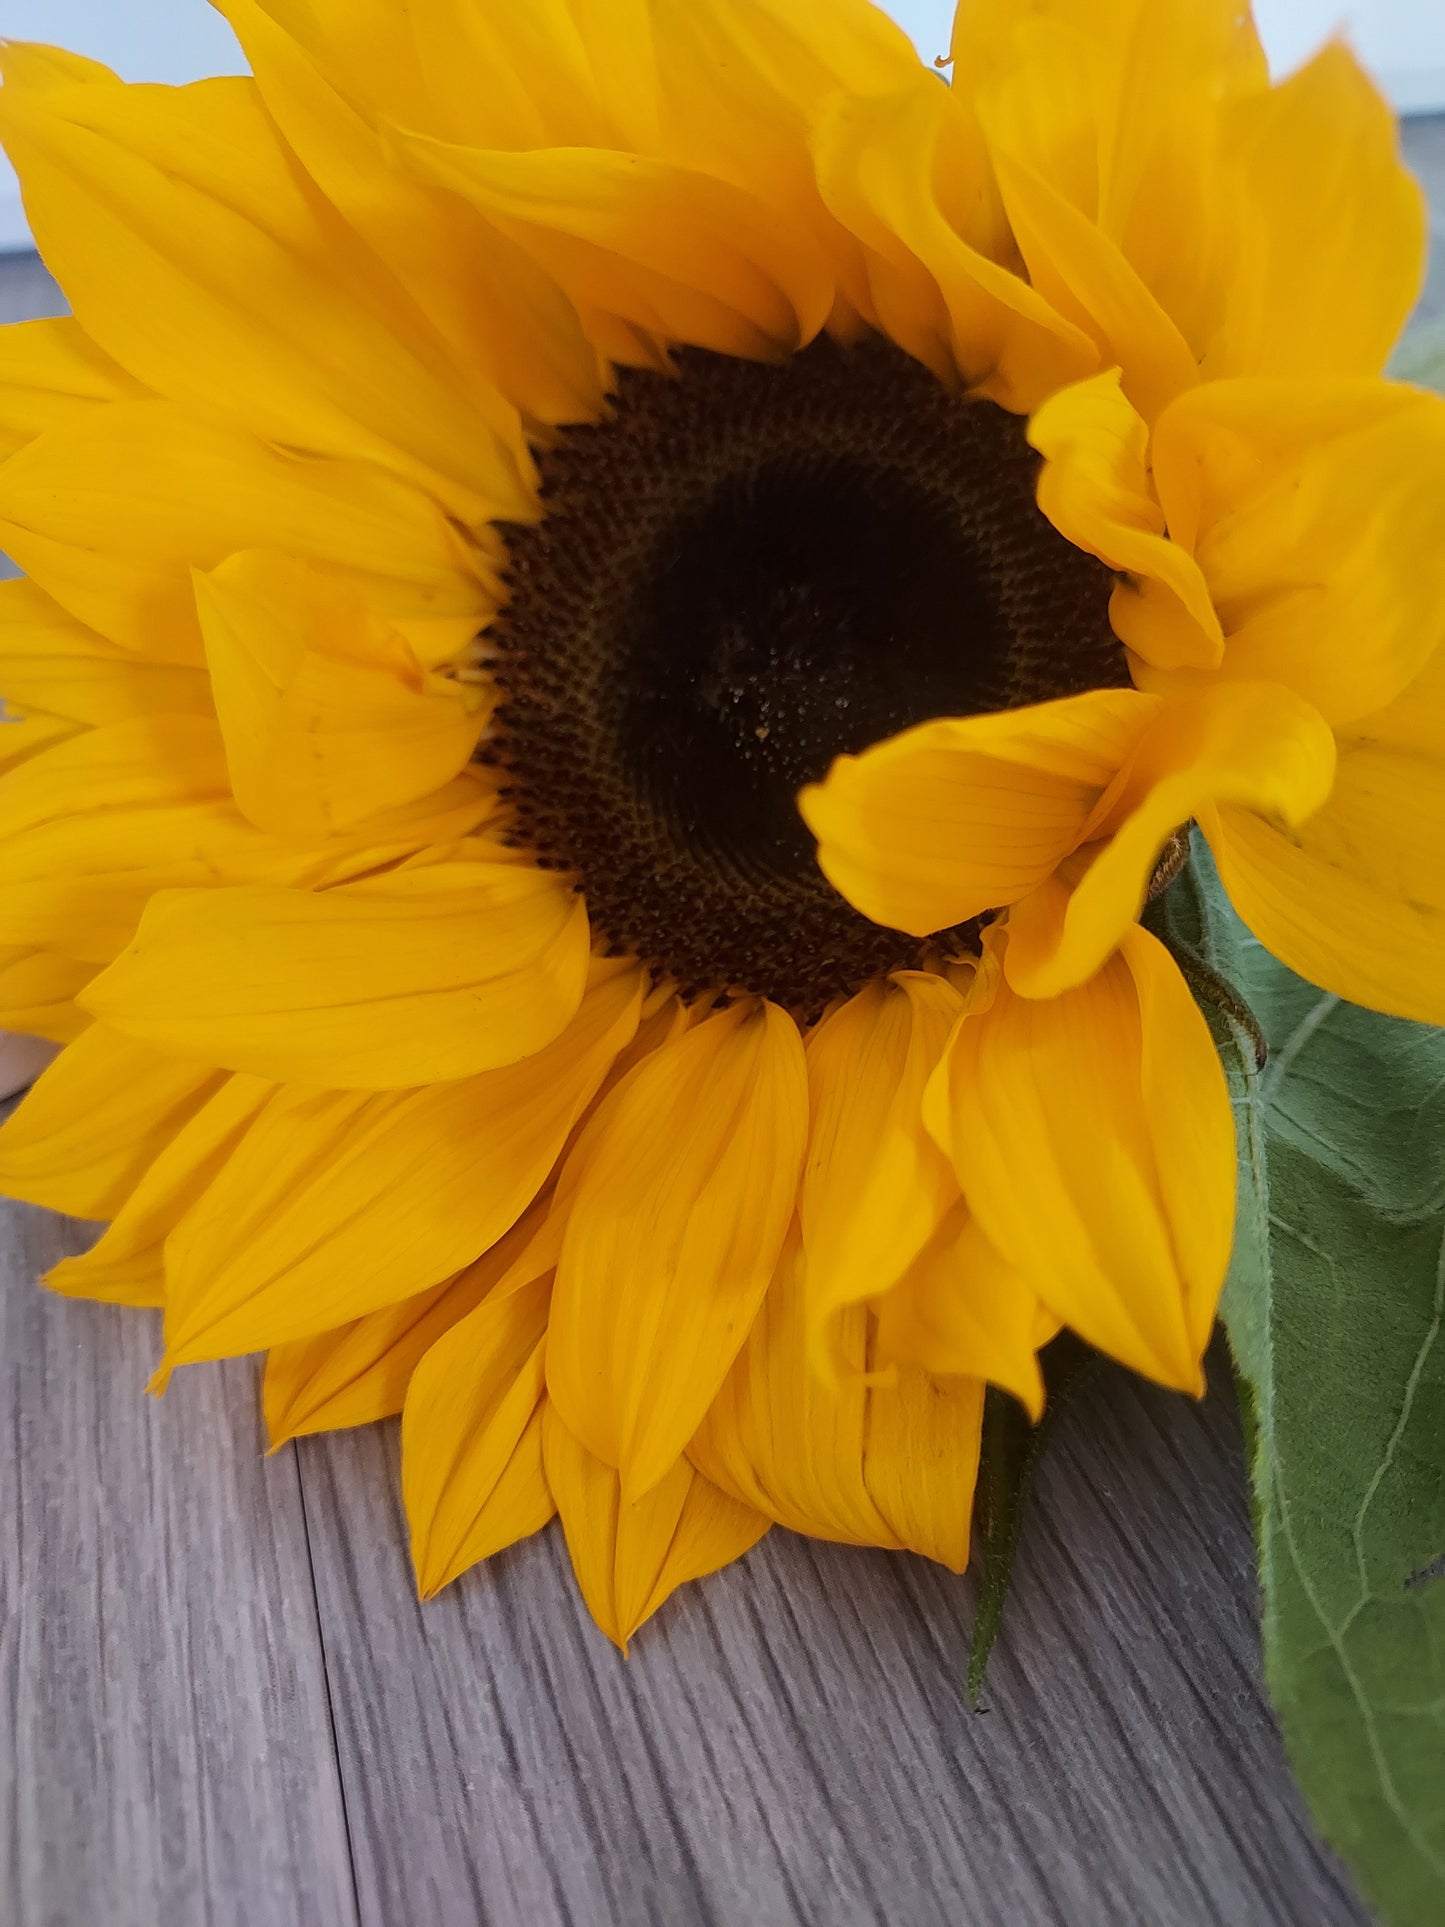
1151,848 -> 1445,1926
967,1332 -> 1095,1707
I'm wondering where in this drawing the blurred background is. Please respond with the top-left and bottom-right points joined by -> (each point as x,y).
0,1 -> 1443,250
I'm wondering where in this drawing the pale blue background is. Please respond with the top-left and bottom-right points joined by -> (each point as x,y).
0,0 -> 1443,248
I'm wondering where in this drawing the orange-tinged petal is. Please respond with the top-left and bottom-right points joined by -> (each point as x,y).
926,925 -> 1233,1390
0,315 -> 145,459
81,859 -> 590,1089
195,552 -> 483,839
801,687 -> 1155,936
0,402 -> 492,665
0,65 -> 531,519
266,1197 -> 551,1446
875,1203 -> 1048,1420
1208,44 -> 1425,383
404,1274 -> 555,1597
160,964 -> 644,1367
800,973 -> 962,1343
395,131 -> 834,361
45,1071 -> 274,1307
1028,369 -> 1221,671
542,1402 -> 768,1651
1006,682 -> 1338,998
547,1000 -> 807,1503
0,1024 -> 222,1219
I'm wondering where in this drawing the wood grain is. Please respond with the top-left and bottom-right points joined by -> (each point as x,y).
0,1193 -> 358,1927
0,1194 -> 1364,1926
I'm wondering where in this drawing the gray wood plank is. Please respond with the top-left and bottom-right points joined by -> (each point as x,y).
292,1346 -> 1366,1927
0,1194 -> 359,1927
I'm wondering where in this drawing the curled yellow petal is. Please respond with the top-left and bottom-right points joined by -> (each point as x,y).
1029,369 -> 1221,672
1006,681 -> 1338,999
800,686 -> 1155,937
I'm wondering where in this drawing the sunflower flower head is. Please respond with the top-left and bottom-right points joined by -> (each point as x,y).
0,0 -> 1437,1648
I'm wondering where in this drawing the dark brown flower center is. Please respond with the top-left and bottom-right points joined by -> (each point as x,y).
484,334 -> 1123,1012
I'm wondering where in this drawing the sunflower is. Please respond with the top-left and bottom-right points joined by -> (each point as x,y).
0,0 -> 1436,1649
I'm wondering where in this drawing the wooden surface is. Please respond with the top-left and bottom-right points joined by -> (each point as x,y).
6,114 -> 1445,1927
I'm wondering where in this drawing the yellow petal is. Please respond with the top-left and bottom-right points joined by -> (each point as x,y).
690,1225 -> 981,1568
926,925 -> 1233,1389
811,75 -> 1096,410
407,0 -> 658,150
45,1071 -> 274,1306
0,401 -> 492,665
1028,369 -> 1221,671
0,577 -> 213,728
218,0 -> 607,428
1209,44 -> 1425,382
0,949 -> 92,1043
1144,381 -> 1445,727
862,1345 -> 984,1576
395,130 -> 834,361
800,687 -> 1155,936
980,136 -> 1199,427
955,0 -> 1264,416
403,1273 -> 556,1596
1203,650 -> 1445,1026
547,1000 -> 807,1502
0,716 -> 475,966
800,973 -> 962,1344
161,964 -> 644,1366
542,1402 -> 768,1651
0,315 -> 145,459
195,552 -> 483,838
875,1203 -> 1048,1420
0,65 -> 531,519
266,1198 -> 550,1445
0,1024 -> 222,1218
84,860 -> 589,1089
1006,682 -> 1338,998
